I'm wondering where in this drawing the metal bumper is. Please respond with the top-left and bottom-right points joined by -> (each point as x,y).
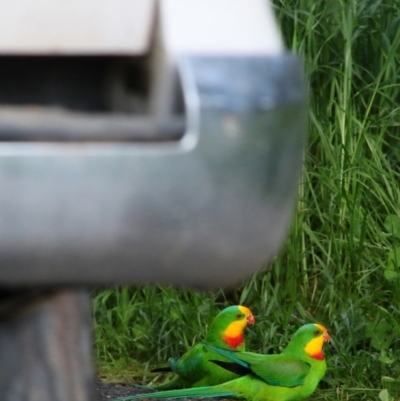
0,0 -> 307,289
0,54 -> 306,288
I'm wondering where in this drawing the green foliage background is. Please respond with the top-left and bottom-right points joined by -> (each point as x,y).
93,0 -> 400,399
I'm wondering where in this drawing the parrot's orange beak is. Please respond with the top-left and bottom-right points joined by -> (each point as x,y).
247,314 -> 255,325
323,332 -> 331,342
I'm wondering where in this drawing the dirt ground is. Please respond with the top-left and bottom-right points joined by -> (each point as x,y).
95,380 -> 145,401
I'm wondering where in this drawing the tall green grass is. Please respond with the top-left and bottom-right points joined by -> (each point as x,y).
93,0 -> 400,399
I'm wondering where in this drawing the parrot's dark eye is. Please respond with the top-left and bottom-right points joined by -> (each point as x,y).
236,314 -> 243,319
313,330 -> 320,336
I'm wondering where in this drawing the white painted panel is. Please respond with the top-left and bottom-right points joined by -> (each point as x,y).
0,0 -> 155,54
160,0 -> 284,55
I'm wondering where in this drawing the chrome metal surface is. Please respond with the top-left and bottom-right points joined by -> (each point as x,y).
0,55 -> 306,288
0,109 -> 185,142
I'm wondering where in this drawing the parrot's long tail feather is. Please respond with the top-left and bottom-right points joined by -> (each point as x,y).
112,386 -> 237,401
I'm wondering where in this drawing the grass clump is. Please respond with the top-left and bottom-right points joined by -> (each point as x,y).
93,0 -> 400,399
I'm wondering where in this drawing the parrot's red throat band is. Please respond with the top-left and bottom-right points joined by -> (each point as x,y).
310,351 -> 324,360
223,334 -> 244,349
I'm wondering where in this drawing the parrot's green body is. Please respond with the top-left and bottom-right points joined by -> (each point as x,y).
116,323 -> 329,401
148,305 -> 255,390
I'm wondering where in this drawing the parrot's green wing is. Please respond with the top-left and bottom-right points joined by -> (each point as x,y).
171,343 -> 210,384
147,345 -> 211,390
238,353 -> 310,387
205,345 -> 310,387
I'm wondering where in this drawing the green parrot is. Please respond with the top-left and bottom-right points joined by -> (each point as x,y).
148,305 -> 255,390
115,323 -> 330,401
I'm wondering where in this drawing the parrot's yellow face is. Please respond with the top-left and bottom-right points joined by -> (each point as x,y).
304,324 -> 330,360
223,306 -> 255,339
